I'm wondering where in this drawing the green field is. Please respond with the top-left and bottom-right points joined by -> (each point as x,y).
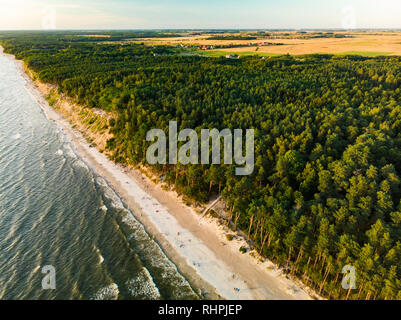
194,50 -> 281,58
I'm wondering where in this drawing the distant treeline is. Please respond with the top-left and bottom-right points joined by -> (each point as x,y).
206,35 -> 258,40
1,32 -> 401,300
0,31 -> 183,44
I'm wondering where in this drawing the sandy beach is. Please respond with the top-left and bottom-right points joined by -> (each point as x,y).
2,46 -> 315,300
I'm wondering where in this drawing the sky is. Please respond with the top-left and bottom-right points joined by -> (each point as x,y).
1,0 -> 401,30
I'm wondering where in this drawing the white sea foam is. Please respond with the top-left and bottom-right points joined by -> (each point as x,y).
32,265 -> 41,274
91,283 -> 119,300
94,246 -> 105,264
74,159 -> 89,171
96,177 -> 126,210
126,268 -> 161,300
64,144 -> 77,160
122,211 -> 141,231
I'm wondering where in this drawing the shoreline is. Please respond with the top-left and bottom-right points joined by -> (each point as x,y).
2,46 -> 315,300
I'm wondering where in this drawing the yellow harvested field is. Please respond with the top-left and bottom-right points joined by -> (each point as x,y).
134,32 -> 401,56
217,35 -> 401,55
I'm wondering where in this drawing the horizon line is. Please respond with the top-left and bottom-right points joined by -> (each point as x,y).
2,28 -> 401,32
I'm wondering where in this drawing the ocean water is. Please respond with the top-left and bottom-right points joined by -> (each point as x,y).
0,52 -> 198,300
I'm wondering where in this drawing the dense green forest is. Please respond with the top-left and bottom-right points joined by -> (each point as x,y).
1,31 -> 401,300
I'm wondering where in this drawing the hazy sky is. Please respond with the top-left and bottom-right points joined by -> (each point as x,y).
1,0 -> 401,30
